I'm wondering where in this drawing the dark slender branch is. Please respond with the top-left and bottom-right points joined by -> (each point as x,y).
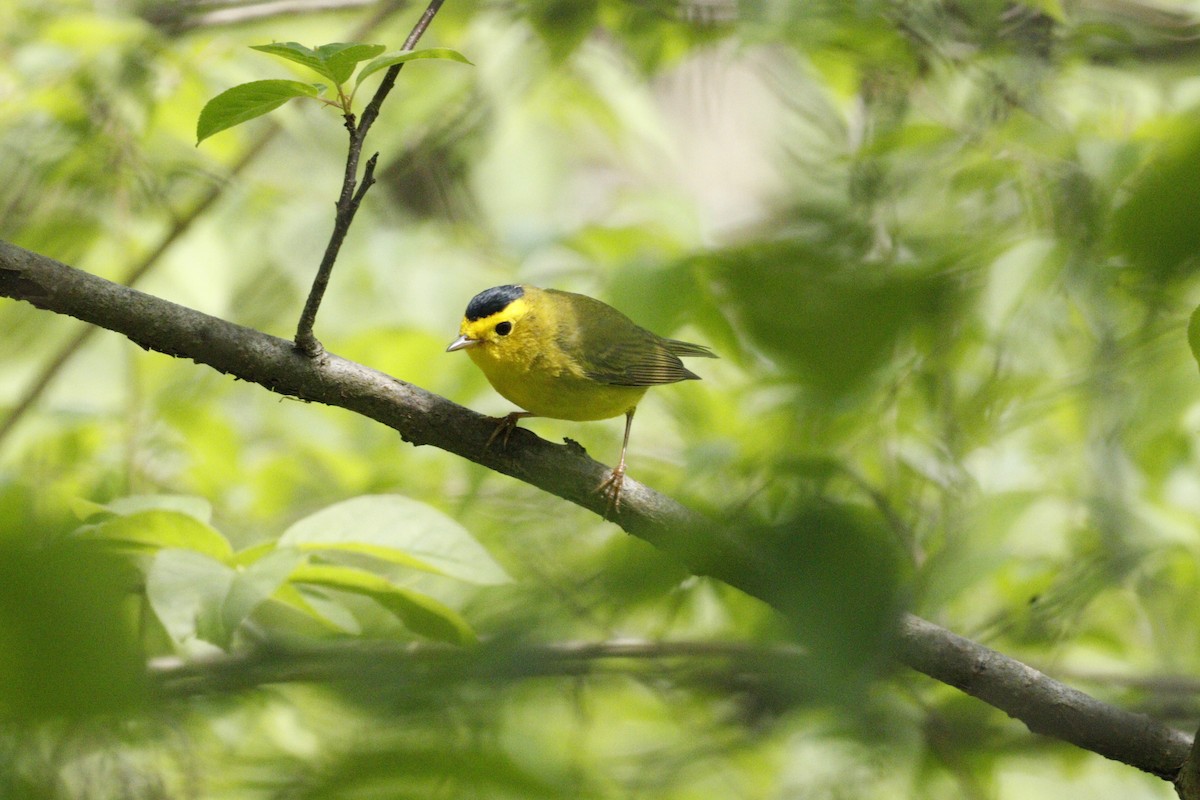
293,0 -> 446,356
356,0 -> 444,132
898,615 -> 1192,781
0,239 -> 1193,783
353,152 -> 380,205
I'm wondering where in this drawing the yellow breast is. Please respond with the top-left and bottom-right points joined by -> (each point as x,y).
467,345 -> 646,421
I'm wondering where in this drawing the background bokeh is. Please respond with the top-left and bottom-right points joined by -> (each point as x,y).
4,0 -> 1200,797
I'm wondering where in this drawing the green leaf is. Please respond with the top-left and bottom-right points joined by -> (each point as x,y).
196,79 -> 319,144
289,541 -> 449,574
291,564 -> 475,644
251,42 -> 385,84
280,495 -> 510,585
249,41 -> 325,74
355,47 -> 472,88
77,510 -> 234,561
147,546 -> 306,646
222,547 -> 306,637
72,493 -> 213,524
147,549 -> 236,646
103,494 -> 213,524
271,582 -> 362,633
230,540 -> 276,567
318,42 -> 387,84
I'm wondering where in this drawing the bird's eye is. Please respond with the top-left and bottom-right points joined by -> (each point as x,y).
495,321 -> 513,336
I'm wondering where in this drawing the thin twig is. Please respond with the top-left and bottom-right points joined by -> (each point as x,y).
292,0 -> 447,356
0,2 -> 407,451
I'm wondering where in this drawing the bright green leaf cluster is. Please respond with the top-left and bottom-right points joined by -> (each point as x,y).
196,41 -> 471,144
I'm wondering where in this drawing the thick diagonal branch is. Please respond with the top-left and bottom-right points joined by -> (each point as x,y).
0,240 -> 1192,783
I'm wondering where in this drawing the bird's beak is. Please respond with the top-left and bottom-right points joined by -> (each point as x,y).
446,334 -> 479,352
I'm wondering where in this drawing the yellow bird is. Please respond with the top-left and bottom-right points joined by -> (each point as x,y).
446,284 -> 716,511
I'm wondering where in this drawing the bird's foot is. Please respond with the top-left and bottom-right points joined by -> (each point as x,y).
485,411 -> 528,451
598,464 -> 627,519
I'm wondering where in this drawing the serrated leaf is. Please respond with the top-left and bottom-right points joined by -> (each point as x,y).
78,510 -> 233,561
280,495 -> 510,585
196,79 -> 318,144
355,47 -> 472,88
291,564 -> 475,644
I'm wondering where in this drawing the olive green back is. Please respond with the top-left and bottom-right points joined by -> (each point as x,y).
545,289 -> 716,387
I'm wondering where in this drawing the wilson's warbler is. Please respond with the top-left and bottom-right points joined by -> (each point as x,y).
446,284 -> 716,511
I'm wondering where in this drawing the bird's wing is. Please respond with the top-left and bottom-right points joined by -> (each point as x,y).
548,289 -> 713,387
662,338 -> 717,359
581,329 -> 701,387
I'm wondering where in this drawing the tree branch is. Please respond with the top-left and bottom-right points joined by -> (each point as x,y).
0,239 -> 1192,783
1177,723 -> 1200,800
897,614 -> 1192,781
149,638 -> 811,698
293,0 -> 446,355
0,240 -> 679,527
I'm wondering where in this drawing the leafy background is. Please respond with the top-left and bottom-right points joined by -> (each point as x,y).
4,0 -> 1200,797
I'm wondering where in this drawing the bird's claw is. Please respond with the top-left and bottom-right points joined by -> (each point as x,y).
485,412 -> 526,451
598,464 -> 627,519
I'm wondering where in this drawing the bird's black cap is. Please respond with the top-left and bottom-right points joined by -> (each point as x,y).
465,284 -> 525,321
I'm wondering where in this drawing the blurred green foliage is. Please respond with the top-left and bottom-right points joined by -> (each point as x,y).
0,534 -> 145,723
4,0 -> 1200,798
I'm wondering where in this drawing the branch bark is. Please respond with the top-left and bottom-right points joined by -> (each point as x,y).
0,239 -> 1192,783
898,615 -> 1191,781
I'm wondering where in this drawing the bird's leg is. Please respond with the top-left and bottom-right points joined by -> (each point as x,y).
598,408 -> 636,517
486,411 -> 534,450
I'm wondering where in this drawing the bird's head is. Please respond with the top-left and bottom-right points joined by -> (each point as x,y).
446,284 -> 535,358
